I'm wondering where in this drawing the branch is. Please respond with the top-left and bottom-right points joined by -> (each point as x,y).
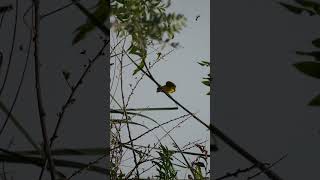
38,40 -> 109,179
50,40 -> 109,146
0,148 -> 107,174
0,0 -> 18,96
0,10 -> 32,140
32,0 -> 57,179
124,51 -> 283,180
0,101 -> 40,153
216,164 -> 258,180
118,39 -> 140,178
71,0 -> 109,36
248,154 -> 288,180
40,0 -> 81,20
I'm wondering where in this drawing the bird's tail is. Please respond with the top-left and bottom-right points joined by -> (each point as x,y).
156,87 -> 161,92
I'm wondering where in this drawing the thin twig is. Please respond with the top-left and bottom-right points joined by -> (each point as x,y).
112,107 -> 178,112
50,40 -> 109,145
118,39 -> 140,178
1,138 -> 14,180
0,101 -> 40,152
0,148 -> 106,174
38,40 -> 109,179
40,0 -> 81,20
216,164 -> 258,180
32,0 -> 57,179
0,0 -> 18,97
0,9 -> 32,138
121,114 -> 190,145
66,154 -> 106,180
124,51 -> 283,180
248,154 -> 288,180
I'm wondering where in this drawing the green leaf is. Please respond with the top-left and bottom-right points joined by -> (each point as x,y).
72,0 -> 109,45
133,60 -> 145,75
278,2 -> 315,15
194,164 -> 204,179
296,51 -> 320,61
0,5 -> 13,14
198,60 -> 210,67
194,162 -> 205,167
309,93 -> 320,106
111,0 -> 186,54
128,44 -> 146,58
294,0 -> 320,14
293,61 -> 320,78
278,2 -> 304,14
295,0 -> 319,7
72,24 -> 95,45
62,70 -> 70,80
312,38 -> 320,48
202,80 -> 210,87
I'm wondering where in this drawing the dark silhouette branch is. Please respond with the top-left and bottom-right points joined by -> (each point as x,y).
38,40 -> 109,179
0,11 -> 32,139
50,40 -> 109,146
248,154 -> 288,180
71,0 -> 109,36
216,164 -> 259,180
0,0 -> 18,96
0,148 -> 107,175
40,0 -> 81,20
31,0 -> 57,179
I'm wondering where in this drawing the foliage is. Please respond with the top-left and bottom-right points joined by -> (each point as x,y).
111,0 -> 187,75
0,5 -> 13,14
152,144 -> 177,180
279,0 -> 320,106
193,162 -> 205,180
109,1 -> 210,179
278,0 -> 320,16
72,0 -> 109,45
73,0 -> 187,75
198,60 -> 211,95
110,162 -> 125,180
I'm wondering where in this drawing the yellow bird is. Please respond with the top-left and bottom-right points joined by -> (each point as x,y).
157,81 -> 176,94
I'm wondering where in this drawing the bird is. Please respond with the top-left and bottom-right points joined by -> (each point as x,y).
195,15 -> 200,21
157,81 -> 176,94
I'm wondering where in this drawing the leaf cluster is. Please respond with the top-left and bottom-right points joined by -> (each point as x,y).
279,1 -> 320,106
111,0 -> 187,75
278,0 -> 320,15
198,60 -> 211,95
73,0 -> 109,44
152,144 -> 177,180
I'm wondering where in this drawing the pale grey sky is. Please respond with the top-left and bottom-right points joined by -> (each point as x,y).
110,0 -> 210,178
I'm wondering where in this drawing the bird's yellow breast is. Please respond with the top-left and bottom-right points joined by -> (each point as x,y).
161,86 -> 176,93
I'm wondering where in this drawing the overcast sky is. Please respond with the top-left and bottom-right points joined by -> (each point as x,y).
110,0 -> 211,178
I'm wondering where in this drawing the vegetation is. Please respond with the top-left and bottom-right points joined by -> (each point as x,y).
0,0 -> 210,179
109,0 -> 210,179
279,0 -> 320,106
